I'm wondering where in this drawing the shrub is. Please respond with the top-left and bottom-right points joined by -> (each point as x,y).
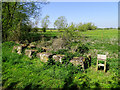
75,43 -> 89,54
77,22 -> 97,31
51,49 -> 68,55
31,27 -> 39,32
42,27 -> 46,32
62,52 -> 74,64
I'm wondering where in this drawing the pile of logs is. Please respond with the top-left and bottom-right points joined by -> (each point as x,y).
12,44 -> 91,70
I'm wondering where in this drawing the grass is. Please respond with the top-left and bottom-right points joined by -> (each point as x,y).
74,67 -> 119,88
2,29 -> 119,89
81,29 -> 118,40
79,29 -> 118,59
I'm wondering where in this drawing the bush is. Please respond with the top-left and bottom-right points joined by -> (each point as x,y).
42,28 -> 46,32
51,49 -> 68,55
76,44 -> 89,54
31,27 -> 39,32
77,22 -> 97,31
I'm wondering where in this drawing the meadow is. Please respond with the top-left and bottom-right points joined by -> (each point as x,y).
2,29 -> 119,89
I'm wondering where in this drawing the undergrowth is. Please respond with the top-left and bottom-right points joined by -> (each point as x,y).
2,29 -> 120,89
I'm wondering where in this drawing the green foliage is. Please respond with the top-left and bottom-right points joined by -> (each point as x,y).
2,2 -> 47,41
51,49 -> 74,64
62,53 -> 74,64
77,23 -> 88,31
77,22 -> 97,31
76,43 -> 89,54
37,47 -> 45,53
2,42 -> 81,89
68,22 -> 77,31
31,27 -> 39,32
51,49 -> 68,55
54,16 -> 68,31
62,29 -> 81,42
42,27 -> 46,32
41,15 -> 50,32
2,29 -> 119,89
86,22 -> 97,30
73,73 -> 91,88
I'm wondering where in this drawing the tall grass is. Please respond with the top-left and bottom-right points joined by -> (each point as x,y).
2,29 -> 120,89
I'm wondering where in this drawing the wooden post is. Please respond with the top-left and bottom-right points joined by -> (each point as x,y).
82,62 -> 84,70
104,60 -> 106,72
96,60 -> 98,71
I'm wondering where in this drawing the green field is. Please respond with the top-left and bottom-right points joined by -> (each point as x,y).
2,29 -> 119,89
82,29 -> 118,57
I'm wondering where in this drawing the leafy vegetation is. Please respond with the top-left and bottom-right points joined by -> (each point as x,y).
77,22 -> 97,31
2,2 -> 47,42
1,2 -> 119,89
41,15 -> 50,32
2,29 -> 119,89
54,16 -> 68,31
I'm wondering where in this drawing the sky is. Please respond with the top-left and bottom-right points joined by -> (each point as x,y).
37,2 -> 118,28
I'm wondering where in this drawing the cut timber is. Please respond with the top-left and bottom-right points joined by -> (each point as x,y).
42,47 -> 51,52
12,44 -> 27,55
70,57 -> 85,70
28,43 -> 36,48
25,49 -> 38,58
21,44 -> 27,47
12,46 -> 22,55
53,54 -> 65,63
36,52 -> 52,62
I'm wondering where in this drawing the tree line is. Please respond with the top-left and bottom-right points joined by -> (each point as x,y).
41,15 -> 97,32
2,2 -> 97,42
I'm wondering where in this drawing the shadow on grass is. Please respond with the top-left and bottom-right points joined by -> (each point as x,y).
97,63 -> 110,72
63,76 -> 79,90
21,33 -> 57,43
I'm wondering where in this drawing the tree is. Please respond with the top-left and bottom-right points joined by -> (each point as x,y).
77,23 -> 87,31
2,2 -> 47,41
41,15 -> 50,32
77,22 -> 97,31
31,26 -> 39,33
68,22 -> 76,31
86,22 -> 97,30
54,16 -> 67,31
